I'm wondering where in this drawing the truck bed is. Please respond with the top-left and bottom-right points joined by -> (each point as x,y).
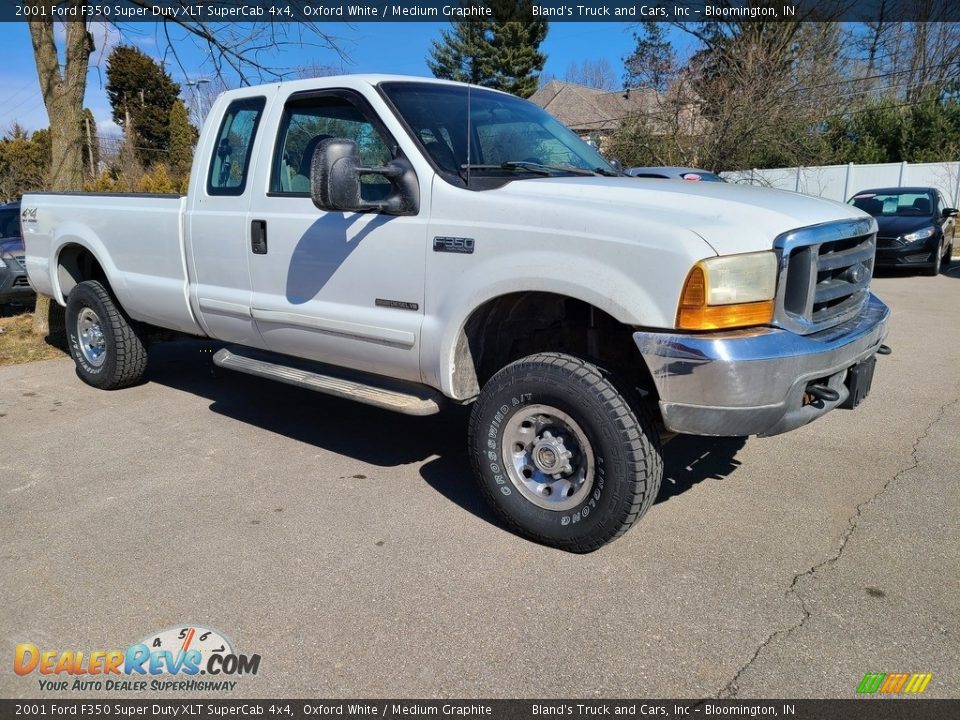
22,192 -> 202,335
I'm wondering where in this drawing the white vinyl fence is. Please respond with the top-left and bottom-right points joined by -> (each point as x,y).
723,161 -> 960,206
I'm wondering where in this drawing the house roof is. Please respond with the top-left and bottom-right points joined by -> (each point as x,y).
529,80 -> 659,133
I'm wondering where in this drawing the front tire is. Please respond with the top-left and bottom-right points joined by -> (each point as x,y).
468,352 -> 663,553
65,280 -> 147,389
923,243 -> 942,276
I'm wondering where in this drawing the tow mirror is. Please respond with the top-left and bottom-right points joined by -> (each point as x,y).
310,138 -> 418,216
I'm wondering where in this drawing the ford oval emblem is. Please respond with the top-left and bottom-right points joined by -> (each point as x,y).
844,263 -> 867,284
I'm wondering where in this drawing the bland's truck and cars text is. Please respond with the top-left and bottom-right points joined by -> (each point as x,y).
22,75 -> 890,552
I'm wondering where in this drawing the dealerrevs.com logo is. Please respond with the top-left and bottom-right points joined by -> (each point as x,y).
14,626 -> 260,692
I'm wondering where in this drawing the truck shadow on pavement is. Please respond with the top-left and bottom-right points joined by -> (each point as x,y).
147,340 -> 746,530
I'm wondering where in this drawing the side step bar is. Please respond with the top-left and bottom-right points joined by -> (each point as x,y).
212,347 -> 442,416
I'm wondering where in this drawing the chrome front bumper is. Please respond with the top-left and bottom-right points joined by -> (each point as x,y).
633,293 -> 890,437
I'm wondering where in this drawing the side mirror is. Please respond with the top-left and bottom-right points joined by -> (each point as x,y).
310,138 -> 418,216
942,207 -> 958,218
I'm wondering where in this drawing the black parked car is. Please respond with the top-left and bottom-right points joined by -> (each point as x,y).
848,187 -> 956,276
0,201 -> 34,304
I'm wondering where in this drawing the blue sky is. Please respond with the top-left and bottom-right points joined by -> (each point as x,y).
0,21 -> 678,136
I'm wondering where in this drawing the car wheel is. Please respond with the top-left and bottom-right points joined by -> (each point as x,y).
65,280 -> 147,389
468,352 -> 663,553
923,245 -> 942,276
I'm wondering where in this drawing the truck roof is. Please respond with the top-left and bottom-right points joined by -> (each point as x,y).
217,74 -> 511,102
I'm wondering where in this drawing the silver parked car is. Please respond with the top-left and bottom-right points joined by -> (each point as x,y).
0,201 -> 34,305
626,166 -> 727,182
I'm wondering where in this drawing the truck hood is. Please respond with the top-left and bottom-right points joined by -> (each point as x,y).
496,176 -> 869,255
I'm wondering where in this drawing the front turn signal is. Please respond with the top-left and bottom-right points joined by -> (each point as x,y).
676,253 -> 776,330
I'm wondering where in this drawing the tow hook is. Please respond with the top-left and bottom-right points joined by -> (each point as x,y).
877,344 -> 892,355
805,383 -> 840,404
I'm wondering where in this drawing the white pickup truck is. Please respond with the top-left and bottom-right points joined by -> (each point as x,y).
23,75 -> 890,552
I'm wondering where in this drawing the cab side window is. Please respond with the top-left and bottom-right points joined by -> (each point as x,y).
208,97 -> 266,195
272,96 -> 392,200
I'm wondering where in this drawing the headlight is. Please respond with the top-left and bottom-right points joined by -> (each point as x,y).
901,226 -> 936,243
677,251 -> 777,330
0,256 -> 7,270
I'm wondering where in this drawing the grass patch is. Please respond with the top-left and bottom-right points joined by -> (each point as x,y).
0,313 -> 68,366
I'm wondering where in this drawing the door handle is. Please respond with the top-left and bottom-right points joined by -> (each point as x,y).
251,219 -> 267,255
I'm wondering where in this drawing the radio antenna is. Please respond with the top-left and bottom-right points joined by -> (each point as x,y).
466,82 -> 472,188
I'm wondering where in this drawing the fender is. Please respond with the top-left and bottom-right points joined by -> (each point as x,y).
421,250 -> 669,399
51,223 -> 124,306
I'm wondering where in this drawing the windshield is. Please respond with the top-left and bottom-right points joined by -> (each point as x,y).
380,81 -> 618,183
849,191 -> 934,218
0,208 -> 20,239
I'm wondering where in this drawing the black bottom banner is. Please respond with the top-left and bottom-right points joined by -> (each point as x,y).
1,699 -> 958,720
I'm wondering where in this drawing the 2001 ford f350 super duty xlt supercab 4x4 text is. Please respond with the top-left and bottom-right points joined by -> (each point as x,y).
22,75 -> 890,552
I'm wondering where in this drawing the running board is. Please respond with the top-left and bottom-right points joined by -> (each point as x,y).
212,347 -> 442,416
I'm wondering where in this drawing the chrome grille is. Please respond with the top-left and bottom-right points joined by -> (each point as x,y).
774,218 -> 877,335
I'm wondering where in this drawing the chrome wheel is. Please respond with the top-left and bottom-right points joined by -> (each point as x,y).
502,404 -> 594,511
76,307 -> 107,367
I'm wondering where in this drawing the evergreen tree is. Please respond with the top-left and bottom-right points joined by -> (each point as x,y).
623,22 -> 676,91
0,125 -> 51,201
427,1 -> 547,98
168,99 -> 197,179
427,19 -> 492,85
105,45 -> 181,167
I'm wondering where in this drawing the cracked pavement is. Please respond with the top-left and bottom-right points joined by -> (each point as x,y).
2,269 -> 959,699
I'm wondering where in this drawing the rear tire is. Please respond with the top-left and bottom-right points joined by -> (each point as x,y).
65,280 -> 147,390
468,352 -> 662,553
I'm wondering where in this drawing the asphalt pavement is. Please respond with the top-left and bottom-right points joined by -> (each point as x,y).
1,266 -> 958,699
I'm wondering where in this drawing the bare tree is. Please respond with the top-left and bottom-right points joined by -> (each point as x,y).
297,62 -> 348,79
26,0 -> 345,333
611,18 -> 852,172
563,59 -> 617,90
852,16 -> 960,102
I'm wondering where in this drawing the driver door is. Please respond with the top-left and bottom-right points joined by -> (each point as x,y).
246,89 -> 427,383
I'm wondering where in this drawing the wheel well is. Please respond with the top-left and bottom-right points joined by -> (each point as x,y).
57,244 -> 107,300
454,292 -> 657,400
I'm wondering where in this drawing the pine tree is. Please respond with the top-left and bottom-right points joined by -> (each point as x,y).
0,125 -> 51,201
623,22 -> 676,91
427,2 -> 547,98
106,46 -> 181,167
427,18 -> 491,85
486,16 -> 548,98
168,99 -> 197,180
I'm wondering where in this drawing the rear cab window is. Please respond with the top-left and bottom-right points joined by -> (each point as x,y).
208,97 -> 266,195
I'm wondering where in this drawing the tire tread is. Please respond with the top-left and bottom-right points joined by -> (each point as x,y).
66,280 -> 147,390
468,352 -> 662,553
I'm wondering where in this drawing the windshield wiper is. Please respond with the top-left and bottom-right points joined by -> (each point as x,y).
460,161 -> 598,177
